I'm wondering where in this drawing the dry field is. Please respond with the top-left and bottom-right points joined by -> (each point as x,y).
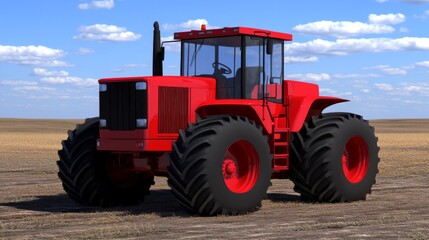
0,118 -> 428,239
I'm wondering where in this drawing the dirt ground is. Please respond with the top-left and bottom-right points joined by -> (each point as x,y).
0,118 -> 428,239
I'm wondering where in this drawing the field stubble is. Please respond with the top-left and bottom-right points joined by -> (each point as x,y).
0,118 -> 428,239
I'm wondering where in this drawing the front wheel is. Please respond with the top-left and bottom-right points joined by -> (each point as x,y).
57,118 -> 154,207
289,113 -> 380,202
168,115 -> 272,216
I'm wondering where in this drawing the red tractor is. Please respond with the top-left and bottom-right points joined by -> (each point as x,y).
58,22 -> 380,215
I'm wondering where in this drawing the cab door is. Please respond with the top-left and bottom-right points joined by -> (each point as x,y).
264,39 -> 285,119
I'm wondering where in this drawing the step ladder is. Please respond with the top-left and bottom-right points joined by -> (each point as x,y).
273,127 -> 289,171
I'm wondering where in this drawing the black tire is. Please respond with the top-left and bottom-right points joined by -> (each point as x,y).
290,113 -> 380,202
168,115 -> 272,216
57,117 -> 154,207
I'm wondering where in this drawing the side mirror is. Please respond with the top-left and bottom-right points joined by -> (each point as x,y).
266,38 -> 273,55
160,47 -> 165,61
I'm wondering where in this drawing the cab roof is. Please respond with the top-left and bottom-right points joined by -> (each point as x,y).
174,26 -> 293,41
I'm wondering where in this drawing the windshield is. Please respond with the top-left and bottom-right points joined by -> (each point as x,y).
181,36 -> 283,101
182,36 -> 242,98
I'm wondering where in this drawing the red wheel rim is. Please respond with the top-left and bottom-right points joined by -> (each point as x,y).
222,140 -> 259,193
342,136 -> 369,183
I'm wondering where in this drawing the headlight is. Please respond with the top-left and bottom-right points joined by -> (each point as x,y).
100,119 -> 107,127
136,118 -> 147,128
99,84 -> 107,92
136,82 -> 147,90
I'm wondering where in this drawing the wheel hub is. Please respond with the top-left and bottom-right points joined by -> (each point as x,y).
222,140 -> 259,193
222,159 -> 237,177
342,136 -> 369,184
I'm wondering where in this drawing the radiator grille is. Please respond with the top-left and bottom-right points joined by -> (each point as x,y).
158,86 -> 189,134
99,82 -> 147,131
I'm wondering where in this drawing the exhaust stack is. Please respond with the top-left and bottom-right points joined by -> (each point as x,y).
153,21 -> 164,76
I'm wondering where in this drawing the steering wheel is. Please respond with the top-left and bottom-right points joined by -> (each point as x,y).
212,62 -> 232,75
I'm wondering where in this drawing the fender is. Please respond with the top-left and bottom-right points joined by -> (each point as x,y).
196,100 -> 274,134
285,80 -> 348,132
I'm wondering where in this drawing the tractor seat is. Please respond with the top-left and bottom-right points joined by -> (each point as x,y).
235,67 -> 262,99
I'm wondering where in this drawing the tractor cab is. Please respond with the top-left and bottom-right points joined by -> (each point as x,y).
173,26 -> 292,101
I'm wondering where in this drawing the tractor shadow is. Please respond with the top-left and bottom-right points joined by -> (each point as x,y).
266,192 -> 302,203
1,190 -> 302,217
0,189 -> 189,217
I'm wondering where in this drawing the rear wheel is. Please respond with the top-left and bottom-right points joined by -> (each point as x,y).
57,117 -> 154,207
168,115 -> 272,215
290,113 -> 380,202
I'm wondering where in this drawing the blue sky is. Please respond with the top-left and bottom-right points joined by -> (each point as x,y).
0,0 -> 428,119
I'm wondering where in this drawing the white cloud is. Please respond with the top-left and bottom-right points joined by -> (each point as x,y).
399,65 -> 416,71
41,76 -> 98,86
285,37 -> 429,56
124,63 -> 148,68
370,65 -> 407,75
399,27 -> 409,33
1,80 -> 38,86
333,74 -> 380,79
416,61 -> 429,67
402,0 -> 429,3
284,56 -> 318,63
41,60 -> 71,67
76,79 -> 99,87
401,83 -> 429,96
351,80 -> 372,93
13,86 -> 56,92
74,24 -> 141,42
78,0 -> 114,10
414,9 -> 429,19
382,68 -> 407,75
320,89 -> 356,99
0,45 -> 67,66
78,48 -> 95,55
374,82 -> 429,97
41,77 -> 81,84
292,21 -> 394,38
286,73 -> 331,81
320,88 -> 337,95
400,99 -> 425,104
162,19 -> 218,31
9,85 -> 99,100
33,68 -> 69,77
403,85 -> 424,91
375,83 -> 394,91
368,13 -> 405,24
